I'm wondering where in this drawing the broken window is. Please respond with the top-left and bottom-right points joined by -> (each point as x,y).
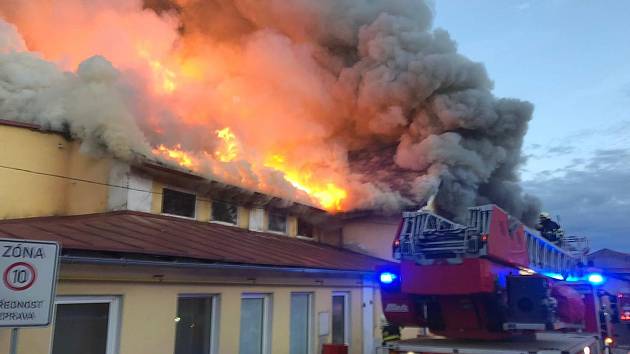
268,212 -> 287,233
297,219 -> 314,238
162,188 -> 196,218
212,201 -> 238,224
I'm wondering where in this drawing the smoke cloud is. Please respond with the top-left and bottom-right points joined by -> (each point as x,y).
0,0 -> 539,223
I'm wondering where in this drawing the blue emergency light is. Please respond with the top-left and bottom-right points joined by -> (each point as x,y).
542,272 -> 565,280
379,272 -> 398,284
540,271 -> 606,285
587,273 -> 605,285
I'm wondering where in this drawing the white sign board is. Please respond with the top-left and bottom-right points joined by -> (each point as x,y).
0,239 -> 59,327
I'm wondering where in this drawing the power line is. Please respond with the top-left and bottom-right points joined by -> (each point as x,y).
0,163 -> 215,202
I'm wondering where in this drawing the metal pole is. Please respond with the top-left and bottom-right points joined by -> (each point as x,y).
9,328 -> 18,354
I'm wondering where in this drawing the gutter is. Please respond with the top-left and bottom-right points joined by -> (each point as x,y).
60,255 -> 377,277
0,119 -> 45,131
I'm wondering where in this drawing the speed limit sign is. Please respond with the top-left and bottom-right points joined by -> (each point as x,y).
0,239 -> 59,327
3,262 -> 37,291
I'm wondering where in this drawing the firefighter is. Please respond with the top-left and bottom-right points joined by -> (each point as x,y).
381,321 -> 401,345
536,212 -> 561,243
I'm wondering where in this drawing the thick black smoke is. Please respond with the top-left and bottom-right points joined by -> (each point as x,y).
0,0 -> 540,223
162,0 -> 540,223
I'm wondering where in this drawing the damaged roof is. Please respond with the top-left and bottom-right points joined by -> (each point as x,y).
0,118 -> 329,217
0,211 -> 392,272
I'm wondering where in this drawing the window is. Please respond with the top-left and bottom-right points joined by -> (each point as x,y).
162,188 -> 196,218
249,208 -> 264,232
290,293 -> 312,354
175,295 -> 218,354
297,219 -> 314,238
268,212 -> 287,233
212,201 -> 238,224
51,296 -> 120,354
239,294 -> 271,354
331,292 -> 350,345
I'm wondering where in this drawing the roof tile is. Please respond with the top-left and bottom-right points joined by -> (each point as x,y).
0,211 -> 392,272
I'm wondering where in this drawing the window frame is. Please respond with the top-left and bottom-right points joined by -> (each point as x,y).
175,293 -> 220,354
331,291 -> 351,346
52,295 -> 121,354
210,201 -> 239,226
267,211 -> 288,234
161,187 -> 197,219
296,219 -> 315,240
240,293 -> 272,354
289,292 -> 313,354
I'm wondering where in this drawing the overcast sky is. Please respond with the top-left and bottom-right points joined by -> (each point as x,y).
434,0 -> 630,252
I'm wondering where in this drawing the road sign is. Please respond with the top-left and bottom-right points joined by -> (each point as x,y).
0,239 -> 59,327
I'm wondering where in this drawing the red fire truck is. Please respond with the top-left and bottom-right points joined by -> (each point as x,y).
379,204 -> 612,354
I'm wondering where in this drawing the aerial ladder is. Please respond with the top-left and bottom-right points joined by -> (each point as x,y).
379,204 -> 611,353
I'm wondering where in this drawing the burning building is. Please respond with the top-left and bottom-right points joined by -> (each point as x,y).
0,118 -> 391,354
0,1 -> 540,353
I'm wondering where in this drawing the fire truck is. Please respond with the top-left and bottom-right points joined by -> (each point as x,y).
378,204 -> 613,354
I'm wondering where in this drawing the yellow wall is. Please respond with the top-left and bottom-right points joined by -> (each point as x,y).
0,268 -> 373,354
287,216 -> 298,237
197,197 -> 212,221
342,219 -> 400,261
0,124 -> 111,219
151,180 -> 163,214
237,206 -> 249,228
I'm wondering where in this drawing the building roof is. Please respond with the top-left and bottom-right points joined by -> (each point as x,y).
0,118 -> 328,217
0,211 -> 392,272
589,248 -> 630,270
0,119 -> 44,131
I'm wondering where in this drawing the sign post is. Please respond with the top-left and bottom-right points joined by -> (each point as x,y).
0,239 -> 60,353
9,328 -> 18,354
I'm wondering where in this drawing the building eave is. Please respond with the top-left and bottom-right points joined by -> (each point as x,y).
60,254 -> 378,277
0,210 -> 393,273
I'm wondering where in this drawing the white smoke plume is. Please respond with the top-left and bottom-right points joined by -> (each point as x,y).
0,46 -> 150,160
0,20 -> 25,53
0,0 -> 540,223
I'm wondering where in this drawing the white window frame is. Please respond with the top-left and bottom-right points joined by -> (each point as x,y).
176,294 -> 220,354
290,292 -> 314,354
210,201 -> 240,226
52,295 -> 121,354
295,235 -> 316,241
161,186 -> 198,220
240,293 -> 272,354
331,291 -> 351,346
361,287 -> 374,354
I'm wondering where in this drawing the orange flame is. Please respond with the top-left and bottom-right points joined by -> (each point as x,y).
215,127 -> 239,162
137,47 -> 176,94
152,144 -> 197,169
151,134 -> 348,211
2,3 -> 354,213
264,155 -> 347,211
138,45 -> 349,210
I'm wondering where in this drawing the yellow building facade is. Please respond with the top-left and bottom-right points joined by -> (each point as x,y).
0,121 -> 392,354
0,265 -> 375,354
